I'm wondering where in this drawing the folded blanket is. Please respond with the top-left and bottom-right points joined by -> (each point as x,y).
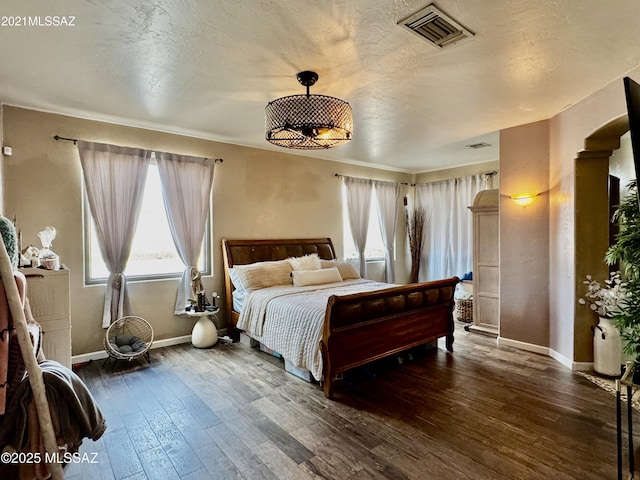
0,360 -> 106,454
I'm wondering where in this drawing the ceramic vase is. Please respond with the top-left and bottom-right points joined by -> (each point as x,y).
593,316 -> 623,377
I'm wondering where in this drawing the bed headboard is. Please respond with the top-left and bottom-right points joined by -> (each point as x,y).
221,238 -> 337,330
222,238 -> 336,267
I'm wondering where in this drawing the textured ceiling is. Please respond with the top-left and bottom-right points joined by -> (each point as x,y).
1,1 -> 640,172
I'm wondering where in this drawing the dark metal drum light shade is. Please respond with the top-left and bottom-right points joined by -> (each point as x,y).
265,71 -> 352,150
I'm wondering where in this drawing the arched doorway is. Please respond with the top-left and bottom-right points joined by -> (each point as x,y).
574,114 -> 629,363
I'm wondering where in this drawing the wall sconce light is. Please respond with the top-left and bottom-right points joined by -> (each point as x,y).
510,194 -> 539,207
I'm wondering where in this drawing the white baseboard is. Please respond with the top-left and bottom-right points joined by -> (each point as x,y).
498,337 -> 550,356
71,334 -> 192,365
71,327 -> 230,365
495,337 -> 595,372
571,361 -> 594,372
549,348 -> 573,369
548,348 -> 594,371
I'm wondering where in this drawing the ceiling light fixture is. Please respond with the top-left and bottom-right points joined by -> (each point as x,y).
265,71 -> 352,150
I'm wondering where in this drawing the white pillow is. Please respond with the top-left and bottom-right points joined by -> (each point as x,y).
232,288 -> 245,311
292,267 -> 343,287
320,259 -> 361,280
288,253 -> 321,271
227,268 -> 245,292
233,260 -> 293,291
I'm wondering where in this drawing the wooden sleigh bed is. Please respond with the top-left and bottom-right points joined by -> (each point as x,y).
222,238 -> 458,399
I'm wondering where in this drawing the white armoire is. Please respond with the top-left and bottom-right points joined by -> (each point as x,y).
468,189 -> 499,336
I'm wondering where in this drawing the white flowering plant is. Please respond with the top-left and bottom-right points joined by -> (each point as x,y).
578,271 -> 627,318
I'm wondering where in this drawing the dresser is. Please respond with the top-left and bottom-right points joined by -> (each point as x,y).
23,268 -> 71,368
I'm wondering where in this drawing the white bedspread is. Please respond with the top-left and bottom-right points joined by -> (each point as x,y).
237,279 -> 392,380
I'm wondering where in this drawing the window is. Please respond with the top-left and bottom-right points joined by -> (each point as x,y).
84,161 -> 210,283
342,186 -> 386,261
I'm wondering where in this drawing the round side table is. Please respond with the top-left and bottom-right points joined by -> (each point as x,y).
187,309 -> 219,348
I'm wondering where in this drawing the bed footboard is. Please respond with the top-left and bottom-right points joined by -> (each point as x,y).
321,277 -> 459,399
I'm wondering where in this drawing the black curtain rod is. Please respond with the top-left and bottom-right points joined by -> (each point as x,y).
334,173 -> 411,186
53,135 -> 223,163
485,170 -> 498,176
53,135 -> 77,144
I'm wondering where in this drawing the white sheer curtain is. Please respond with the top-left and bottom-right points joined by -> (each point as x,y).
373,180 -> 402,283
343,176 -> 373,277
156,153 -> 216,314
77,141 -> 151,328
415,174 -> 487,281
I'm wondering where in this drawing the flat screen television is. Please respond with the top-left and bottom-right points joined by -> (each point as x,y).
623,76 -> 640,208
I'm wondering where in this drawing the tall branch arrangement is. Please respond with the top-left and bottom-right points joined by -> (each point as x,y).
406,207 -> 426,283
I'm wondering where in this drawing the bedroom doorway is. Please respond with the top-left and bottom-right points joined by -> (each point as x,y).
574,115 -> 629,364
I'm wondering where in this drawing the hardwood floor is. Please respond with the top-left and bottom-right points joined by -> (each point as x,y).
66,328 -> 631,479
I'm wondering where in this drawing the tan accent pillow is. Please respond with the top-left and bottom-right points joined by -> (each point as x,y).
320,259 -> 361,280
292,267 -> 343,287
233,260 -> 292,291
288,253 -> 321,271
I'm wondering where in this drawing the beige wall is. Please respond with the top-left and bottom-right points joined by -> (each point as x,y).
548,68 -> 640,364
1,106 -> 412,355
499,120 -> 550,346
481,75 -> 636,364
502,73 -> 636,364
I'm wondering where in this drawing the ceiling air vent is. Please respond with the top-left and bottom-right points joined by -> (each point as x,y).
466,142 -> 492,149
398,4 -> 474,49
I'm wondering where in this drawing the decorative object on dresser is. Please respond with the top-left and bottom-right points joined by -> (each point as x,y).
36,226 -> 60,270
222,238 -> 459,399
23,267 -> 71,369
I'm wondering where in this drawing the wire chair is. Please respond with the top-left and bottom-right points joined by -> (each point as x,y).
103,316 -> 154,369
